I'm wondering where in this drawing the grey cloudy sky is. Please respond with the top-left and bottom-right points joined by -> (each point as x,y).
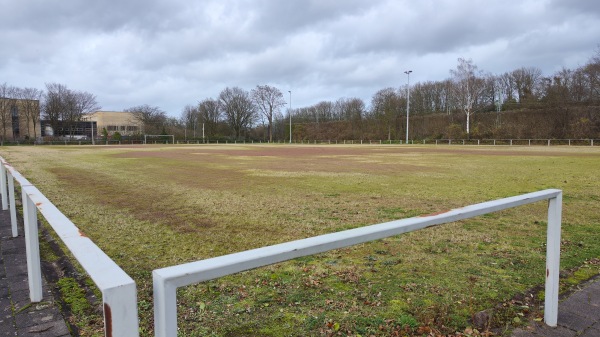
1,0 -> 599,117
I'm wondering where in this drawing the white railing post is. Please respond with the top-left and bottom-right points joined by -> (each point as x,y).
7,172 -> 18,237
2,157 -> 140,336
0,163 -> 7,210
103,282 -> 139,337
153,189 -> 562,335
21,184 -> 140,337
22,189 -> 43,302
153,272 -> 178,337
544,192 -> 562,327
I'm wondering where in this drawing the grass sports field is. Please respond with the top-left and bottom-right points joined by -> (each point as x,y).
2,144 -> 600,336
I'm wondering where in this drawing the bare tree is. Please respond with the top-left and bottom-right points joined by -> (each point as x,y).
511,67 -> 543,104
124,104 -> 167,134
569,68 -> 588,103
59,90 -> 76,137
162,117 -> 184,137
16,87 -> 43,140
180,104 -> 199,139
74,91 -> 101,116
219,87 -> 256,139
410,82 -> 432,114
334,97 -> 365,139
198,98 -> 221,139
450,58 -> 486,137
251,85 -> 286,142
334,97 -> 365,121
43,83 -> 70,135
42,84 -> 100,138
480,74 -> 499,112
371,88 -> 401,141
314,101 -> 334,122
499,71 -> 517,108
63,90 -> 101,138
582,51 -> 600,103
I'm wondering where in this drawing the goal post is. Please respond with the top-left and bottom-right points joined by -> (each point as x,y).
144,135 -> 175,144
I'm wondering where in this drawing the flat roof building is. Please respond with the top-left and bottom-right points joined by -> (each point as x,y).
82,111 -> 143,137
0,98 -> 41,141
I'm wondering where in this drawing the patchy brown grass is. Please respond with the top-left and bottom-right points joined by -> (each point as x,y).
1,144 -> 599,336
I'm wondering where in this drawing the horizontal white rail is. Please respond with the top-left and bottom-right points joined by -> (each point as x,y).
431,138 -> 596,146
0,157 -> 139,337
153,189 -> 562,336
1,138 -> 598,146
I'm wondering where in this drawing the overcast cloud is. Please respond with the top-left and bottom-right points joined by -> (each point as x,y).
1,0 -> 599,116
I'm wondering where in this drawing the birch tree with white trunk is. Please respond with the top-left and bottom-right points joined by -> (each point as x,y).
450,58 -> 485,137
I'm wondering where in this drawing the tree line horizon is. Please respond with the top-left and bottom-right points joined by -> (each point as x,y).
1,50 -> 599,142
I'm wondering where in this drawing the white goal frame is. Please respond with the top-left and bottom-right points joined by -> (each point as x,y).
144,135 -> 175,144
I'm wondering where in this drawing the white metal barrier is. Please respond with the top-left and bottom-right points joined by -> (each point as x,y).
0,157 -> 139,337
153,189 -> 563,336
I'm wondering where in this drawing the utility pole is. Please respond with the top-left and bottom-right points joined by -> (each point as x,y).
288,90 -> 292,144
404,70 -> 412,144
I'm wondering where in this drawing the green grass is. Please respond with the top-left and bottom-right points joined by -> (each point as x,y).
56,277 -> 90,315
1,144 -> 599,336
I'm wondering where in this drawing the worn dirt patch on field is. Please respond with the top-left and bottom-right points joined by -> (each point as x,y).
110,146 -> 437,178
111,144 -> 597,160
49,166 -> 215,233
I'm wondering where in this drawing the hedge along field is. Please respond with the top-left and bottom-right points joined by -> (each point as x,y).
2,144 -> 600,336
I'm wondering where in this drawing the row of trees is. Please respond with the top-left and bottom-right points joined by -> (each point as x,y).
43,83 -> 101,137
176,50 -> 599,141
2,50 -> 599,142
180,85 -> 286,142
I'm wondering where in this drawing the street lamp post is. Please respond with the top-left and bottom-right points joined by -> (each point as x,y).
404,70 -> 412,144
288,90 -> 292,144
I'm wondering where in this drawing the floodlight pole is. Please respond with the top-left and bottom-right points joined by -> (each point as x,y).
288,90 -> 292,144
405,70 -> 412,144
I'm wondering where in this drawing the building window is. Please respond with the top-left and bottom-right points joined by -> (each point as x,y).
11,105 -> 19,139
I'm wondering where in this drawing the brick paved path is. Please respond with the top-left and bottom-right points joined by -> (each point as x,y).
0,210 -> 70,337
511,276 -> 600,337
